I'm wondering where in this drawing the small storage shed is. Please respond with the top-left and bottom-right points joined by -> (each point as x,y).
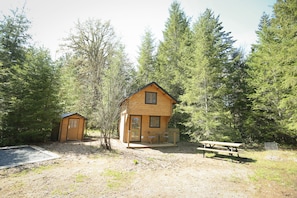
119,82 -> 177,144
58,113 -> 86,142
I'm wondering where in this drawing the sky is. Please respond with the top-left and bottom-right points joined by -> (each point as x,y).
1,0 -> 276,65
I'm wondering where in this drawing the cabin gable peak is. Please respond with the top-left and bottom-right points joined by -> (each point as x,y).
122,82 -> 177,105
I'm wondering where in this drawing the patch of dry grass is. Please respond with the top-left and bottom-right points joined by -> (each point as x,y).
246,150 -> 297,196
102,169 -> 135,190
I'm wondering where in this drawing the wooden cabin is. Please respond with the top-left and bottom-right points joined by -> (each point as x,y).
58,113 -> 86,142
119,82 -> 177,144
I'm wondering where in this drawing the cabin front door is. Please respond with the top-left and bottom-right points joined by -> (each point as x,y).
67,118 -> 79,140
130,115 -> 141,142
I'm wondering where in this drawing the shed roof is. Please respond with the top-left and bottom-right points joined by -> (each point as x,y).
61,112 -> 86,119
121,82 -> 177,105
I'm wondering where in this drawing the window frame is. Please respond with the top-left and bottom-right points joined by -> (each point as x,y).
69,119 -> 78,128
149,116 -> 161,128
145,91 -> 157,104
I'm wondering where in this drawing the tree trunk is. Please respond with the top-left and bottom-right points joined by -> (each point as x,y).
100,131 -> 111,150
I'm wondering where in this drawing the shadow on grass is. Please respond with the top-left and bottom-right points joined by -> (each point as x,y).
82,136 -> 100,142
39,139 -> 106,157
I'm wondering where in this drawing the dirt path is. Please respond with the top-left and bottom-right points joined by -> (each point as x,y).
0,139 -> 255,197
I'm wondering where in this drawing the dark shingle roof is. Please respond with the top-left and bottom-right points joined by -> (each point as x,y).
61,112 -> 86,119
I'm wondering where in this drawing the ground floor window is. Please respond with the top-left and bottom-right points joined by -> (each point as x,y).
149,116 -> 160,128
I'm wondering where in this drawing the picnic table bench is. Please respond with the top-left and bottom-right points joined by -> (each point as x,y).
197,141 -> 242,158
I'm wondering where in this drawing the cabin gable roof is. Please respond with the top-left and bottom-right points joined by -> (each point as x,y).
122,82 -> 177,105
61,112 -> 86,119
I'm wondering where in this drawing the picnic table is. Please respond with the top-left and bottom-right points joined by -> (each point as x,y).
197,141 -> 242,158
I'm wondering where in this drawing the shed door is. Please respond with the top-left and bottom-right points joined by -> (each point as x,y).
67,118 -> 79,140
130,115 -> 141,142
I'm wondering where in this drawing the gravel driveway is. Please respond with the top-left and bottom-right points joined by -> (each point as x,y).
0,139 -> 256,197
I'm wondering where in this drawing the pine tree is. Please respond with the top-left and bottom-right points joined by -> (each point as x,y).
247,0 -> 297,144
57,55 -> 82,113
0,9 -> 30,67
1,47 -> 61,144
18,48 -> 61,142
225,49 -> 251,142
273,0 -> 297,140
0,9 -> 31,145
180,9 -> 236,141
136,28 -> 156,87
155,1 -> 192,100
154,1 -> 193,133
247,13 -> 279,142
0,9 -> 62,145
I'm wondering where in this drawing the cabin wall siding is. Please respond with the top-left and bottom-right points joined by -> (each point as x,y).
120,111 -> 128,142
128,86 -> 173,116
119,83 -> 177,144
140,115 -> 170,143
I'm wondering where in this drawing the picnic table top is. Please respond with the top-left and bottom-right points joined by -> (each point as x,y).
200,141 -> 242,147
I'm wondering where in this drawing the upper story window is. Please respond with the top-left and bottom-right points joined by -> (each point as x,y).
145,92 -> 157,104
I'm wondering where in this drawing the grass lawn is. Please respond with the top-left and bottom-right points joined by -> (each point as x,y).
244,149 -> 297,197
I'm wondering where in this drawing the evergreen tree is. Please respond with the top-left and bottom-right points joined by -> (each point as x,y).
180,9 -> 236,141
0,9 -> 30,116
273,0 -> 297,141
0,9 -> 61,145
247,13 -> 278,142
155,1 -> 192,100
57,55 -> 82,113
1,47 -> 61,145
225,49 -> 252,142
247,0 -> 297,143
19,48 -> 60,142
136,28 -> 156,87
154,1 -> 193,134
0,9 -> 31,145
0,9 -> 30,67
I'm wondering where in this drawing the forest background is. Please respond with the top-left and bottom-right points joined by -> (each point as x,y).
0,0 -> 296,148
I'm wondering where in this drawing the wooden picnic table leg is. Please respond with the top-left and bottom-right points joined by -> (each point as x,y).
227,146 -> 233,156
235,148 -> 239,157
203,144 -> 206,158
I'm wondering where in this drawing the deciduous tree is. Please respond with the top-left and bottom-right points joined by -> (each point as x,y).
61,19 -> 134,149
62,19 -> 119,128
